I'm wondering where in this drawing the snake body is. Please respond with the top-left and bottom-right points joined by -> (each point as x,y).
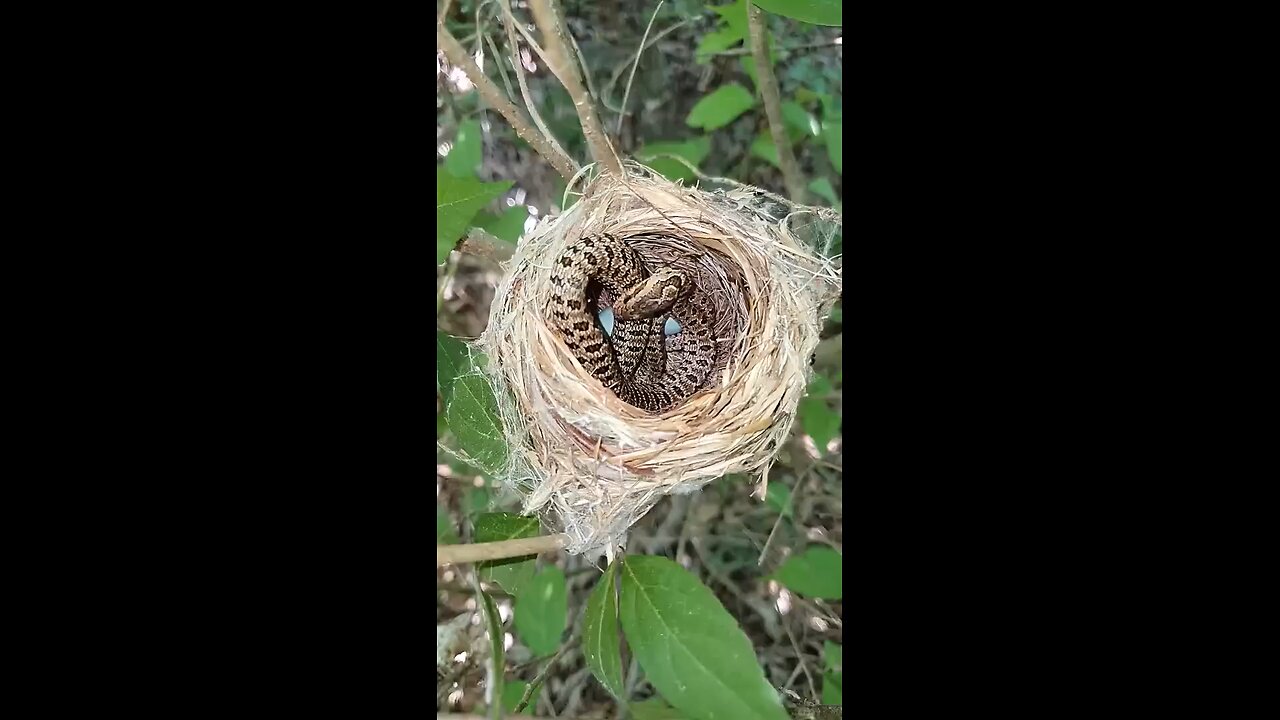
548,233 -> 716,412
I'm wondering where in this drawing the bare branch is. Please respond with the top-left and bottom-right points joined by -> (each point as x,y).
528,0 -> 623,176
458,227 -> 515,262
436,533 -> 569,566
438,22 -> 579,182
497,0 -> 575,172
747,4 -> 807,202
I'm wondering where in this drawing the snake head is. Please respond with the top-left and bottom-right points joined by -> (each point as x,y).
613,271 -> 685,320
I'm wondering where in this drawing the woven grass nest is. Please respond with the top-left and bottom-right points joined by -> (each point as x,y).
477,163 -> 841,557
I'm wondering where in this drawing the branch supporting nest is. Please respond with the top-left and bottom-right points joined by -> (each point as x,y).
436,533 -> 569,566
437,22 -> 579,182
748,4 -> 807,203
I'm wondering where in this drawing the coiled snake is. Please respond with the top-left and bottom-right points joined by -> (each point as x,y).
548,233 -> 716,412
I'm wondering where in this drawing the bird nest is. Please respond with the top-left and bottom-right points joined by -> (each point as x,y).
474,164 -> 841,557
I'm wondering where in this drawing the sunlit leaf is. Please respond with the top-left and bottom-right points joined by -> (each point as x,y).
637,138 -> 712,183
619,556 -> 789,720
686,83 -> 756,130
445,119 -> 483,178
475,513 -> 540,596
437,170 -> 512,264
515,566 -> 567,657
584,562 -> 626,700
782,101 -> 820,137
751,0 -> 842,26
771,546 -> 842,599
477,206 -> 528,244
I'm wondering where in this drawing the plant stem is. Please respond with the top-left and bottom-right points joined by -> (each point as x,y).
747,3 -> 807,203
436,533 -> 570,566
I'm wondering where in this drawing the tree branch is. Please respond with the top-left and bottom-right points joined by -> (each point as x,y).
747,4 -> 807,202
436,533 -> 569,566
527,0 -> 623,176
438,22 -> 579,182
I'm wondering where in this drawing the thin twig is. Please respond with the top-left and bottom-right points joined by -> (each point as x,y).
602,18 -> 691,113
483,32 -> 516,102
782,614 -> 819,701
747,4 -> 806,202
616,0 -> 664,135
497,0 -> 574,173
438,23 -> 579,181
527,0 -> 622,176
513,640 -> 574,712
459,227 -> 516,262
437,533 -> 569,566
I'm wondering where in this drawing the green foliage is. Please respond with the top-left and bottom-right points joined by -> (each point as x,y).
686,83 -> 756,130
631,698 -> 688,719
446,374 -> 507,474
437,506 -> 458,544
503,679 -> 540,714
515,566 -> 568,657
751,0 -> 842,27
477,588 -> 506,712
765,481 -> 793,518
750,132 -> 780,167
798,374 -> 839,453
808,178 -> 838,206
445,119 -> 483,178
782,101 -> 820,139
477,205 -> 527,244
437,169 -> 512,264
823,641 -> 843,705
619,556 -> 790,720
475,513 -> 541,596
584,562 -> 626,701
637,137 -> 712,183
437,331 -> 470,397
696,0 -> 749,62
824,120 -> 842,173
771,546 -> 842,599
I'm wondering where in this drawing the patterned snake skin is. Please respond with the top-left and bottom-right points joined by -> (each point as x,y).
548,233 -> 716,412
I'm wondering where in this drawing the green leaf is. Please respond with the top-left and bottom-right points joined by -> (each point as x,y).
798,395 -> 839,454
808,374 -> 834,398
808,178 -> 838,206
515,566 -> 567,657
631,698 -> 688,719
437,169 -> 512,264
475,512 -> 541,596
782,101 -> 820,138
750,0 -> 842,26
637,138 -> 712,183
503,679 -> 541,715
824,120 -> 842,173
686,83 -> 756,130
765,482 -> 793,519
823,642 -> 842,705
696,28 -> 742,62
771,546 -> 842,599
477,206 -> 528,244
711,0 -> 749,36
437,331 -> 470,399
584,562 -> 626,701
750,132 -> 779,167
437,506 -> 458,544
619,556 -> 789,720
477,588 -> 505,715
445,374 -> 507,474
466,485 -> 493,518
445,119 -> 483,178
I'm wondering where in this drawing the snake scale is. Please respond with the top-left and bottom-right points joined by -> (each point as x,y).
548,233 -> 716,412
